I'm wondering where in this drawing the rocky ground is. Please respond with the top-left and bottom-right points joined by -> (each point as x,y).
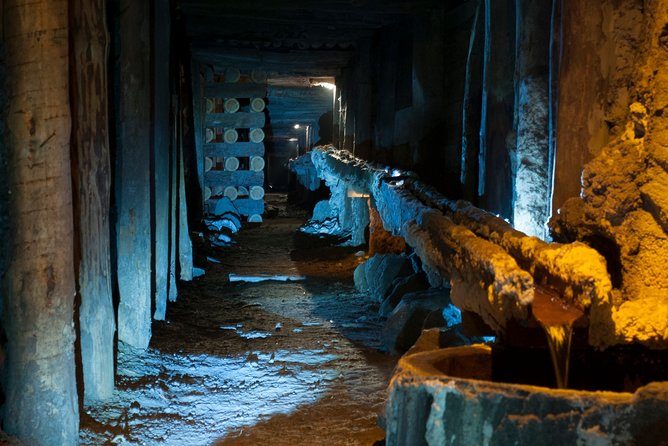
79,195 -> 397,445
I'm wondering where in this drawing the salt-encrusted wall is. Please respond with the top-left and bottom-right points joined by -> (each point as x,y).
550,2 -> 668,349
552,0 -> 653,212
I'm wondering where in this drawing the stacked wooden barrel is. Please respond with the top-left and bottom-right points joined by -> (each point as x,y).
202,67 -> 267,223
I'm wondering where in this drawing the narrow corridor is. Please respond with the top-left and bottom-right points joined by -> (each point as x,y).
80,197 -> 396,445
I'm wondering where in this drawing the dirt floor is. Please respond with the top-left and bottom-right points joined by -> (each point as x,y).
80,195 -> 398,445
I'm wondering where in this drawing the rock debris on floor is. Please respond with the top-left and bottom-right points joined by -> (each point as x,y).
80,211 -> 397,445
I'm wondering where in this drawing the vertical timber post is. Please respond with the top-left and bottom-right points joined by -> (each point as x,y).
115,0 -> 153,349
191,60 -> 205,206
177,110 -> 193,281
0,7 -> 9,428
153,0 -> 171,320
168,91 -> 179,301
460,0 -> 484,203
479,0 -> 516,218
70,0 -> 116,401
176,60 -> 193,282
2,0 -> 80,443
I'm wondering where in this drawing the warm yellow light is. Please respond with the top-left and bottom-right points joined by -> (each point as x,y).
347,188 -> 369,198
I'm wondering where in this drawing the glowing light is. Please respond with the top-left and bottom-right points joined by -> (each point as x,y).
312,81 -> 336,90
347,188 -> 370,198
294,124 -> 301,129
288,138 -> 299,142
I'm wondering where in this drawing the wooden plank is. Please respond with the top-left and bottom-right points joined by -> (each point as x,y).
205,112 -> 265,128
206,198 -> 264,216
204,82 -> 267,98
204,142 -> 265,157
205,170 -> 264,187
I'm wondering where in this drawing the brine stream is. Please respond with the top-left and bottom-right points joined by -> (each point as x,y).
531,286 -> 584,389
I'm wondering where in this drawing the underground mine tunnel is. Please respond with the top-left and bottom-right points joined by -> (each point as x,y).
2,0 -> 668,445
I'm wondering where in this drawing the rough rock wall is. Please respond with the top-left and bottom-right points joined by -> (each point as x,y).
552,0 -> 653,210
550,2 -> 668,349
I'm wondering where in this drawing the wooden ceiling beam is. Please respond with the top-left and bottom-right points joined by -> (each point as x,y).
192,47 -> 351,76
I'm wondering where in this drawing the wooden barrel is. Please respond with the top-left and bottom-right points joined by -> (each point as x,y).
224,185 -> 238,200
223,97 -> 240,113
205,97 -> 215,113
204,156 -> 214,172
250,69 -> 267,84
224,67 -> 241,83
223,128 -> 238,144
249,127 -> 265,143
250,97 -> 266,112
224,156 -> 239,171
249,185 -> 265,200
205,127 -> 215,143
237,185 -> 249,197
249,155 -> 265,172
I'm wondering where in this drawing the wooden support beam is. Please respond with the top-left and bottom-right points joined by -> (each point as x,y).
205,170 -> 264,187
168,91 -> 179,302
191,62 -> 206,219
153,0 -> 171,320
177,140 -> 193,281
191,47 -> 350,76
204,82 -> 267,99
71,0 -> 116,401
2,0 -> 79,442
204,142 -> 265,157
205,112 -> 265,128
115,0 -> 152,349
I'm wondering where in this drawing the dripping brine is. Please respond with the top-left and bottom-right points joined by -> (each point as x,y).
542,324 -> 574,389
531,286 -> 583,389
